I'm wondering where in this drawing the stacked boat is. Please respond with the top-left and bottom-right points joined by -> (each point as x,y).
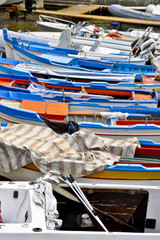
0,26 -> 159,182
1,17 -> 160,238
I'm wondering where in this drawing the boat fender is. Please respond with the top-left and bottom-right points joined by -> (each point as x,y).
145,4 -> 156,13
93,27 -> 99,33
105,32 -> 121,38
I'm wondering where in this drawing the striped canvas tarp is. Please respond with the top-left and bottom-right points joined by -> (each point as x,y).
0,123 -> 140,177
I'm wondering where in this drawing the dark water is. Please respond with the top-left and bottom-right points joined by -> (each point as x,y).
0,10 -> 39,32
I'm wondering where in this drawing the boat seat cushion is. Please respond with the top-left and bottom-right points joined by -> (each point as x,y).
21,100 -> 68,120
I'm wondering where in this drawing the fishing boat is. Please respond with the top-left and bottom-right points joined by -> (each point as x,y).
4,28 -> 149,67
3,27 -> 133,54
0,56 -> 138,83
0,28 -> 132,55
8,73 -> 160,93
0,53 -> 154,85
0,82 -> 157,107
108,4 -> 160,21
2,179 -> 160,238
0,29 -> 62,53
1,89 -> 160,126
0,95 -> 152,126
0,70 -> 159,94
1,26 -> 159,58
78,118 -> 160,142
26,75 -> 160,93
1,123 -> 160,183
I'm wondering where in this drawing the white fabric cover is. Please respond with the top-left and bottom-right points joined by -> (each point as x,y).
33,175 -> 62,230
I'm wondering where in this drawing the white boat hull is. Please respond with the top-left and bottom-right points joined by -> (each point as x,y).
2,180 -> 160,239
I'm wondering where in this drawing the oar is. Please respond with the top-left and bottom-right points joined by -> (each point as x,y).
60,173 -> 108,232
49,177 -> 138,231
51,183 -> 80,203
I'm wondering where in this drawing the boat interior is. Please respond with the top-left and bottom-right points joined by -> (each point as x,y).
0,185 -> 149,232
55,187 -> 149,232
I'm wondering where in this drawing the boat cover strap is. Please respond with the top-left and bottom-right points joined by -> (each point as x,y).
0,123 -> 140,177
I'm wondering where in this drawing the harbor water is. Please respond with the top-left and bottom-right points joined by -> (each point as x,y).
0,7 -> 160,34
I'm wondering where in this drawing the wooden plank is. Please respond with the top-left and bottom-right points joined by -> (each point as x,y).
44,4 -> 146,14
55,4 -> 101,14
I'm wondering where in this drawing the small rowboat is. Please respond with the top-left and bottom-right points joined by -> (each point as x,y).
0,98 -> 151,126
2,134 -> 160,182
0,82 -> 157,107
0,122 -> 160,184
0,56 -> 137,83
3,28 -> 148,76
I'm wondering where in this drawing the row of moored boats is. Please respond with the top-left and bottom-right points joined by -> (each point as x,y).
1,16 -> 160,239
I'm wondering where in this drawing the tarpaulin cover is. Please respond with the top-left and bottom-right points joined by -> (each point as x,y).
0,123 -> 140,177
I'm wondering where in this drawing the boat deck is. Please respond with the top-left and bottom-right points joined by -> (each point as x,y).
24,4 -> 160,26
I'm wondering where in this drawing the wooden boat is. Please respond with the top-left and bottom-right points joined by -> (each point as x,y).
4,28 -> 148,68
108,4 -> 160,21
2,180 -> 160,238
1,90 -> 160,119
0,71 -> 159,94
0,28 -> 132,55
1,26 -> 159,58
0,57 -> 137,83
0,82 -> 157,107
0,121 -> 160,180
1,122 -> 160,183
3,147 -> 160,182
0,55 -> 154,87
0,97 -> 151,126
3,27 -> 133,54
27,75 -> 160,93
8,73 -> 160,94
78,119 -> 160,142
1,123 -> 160,184
0,104 -> 158,150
